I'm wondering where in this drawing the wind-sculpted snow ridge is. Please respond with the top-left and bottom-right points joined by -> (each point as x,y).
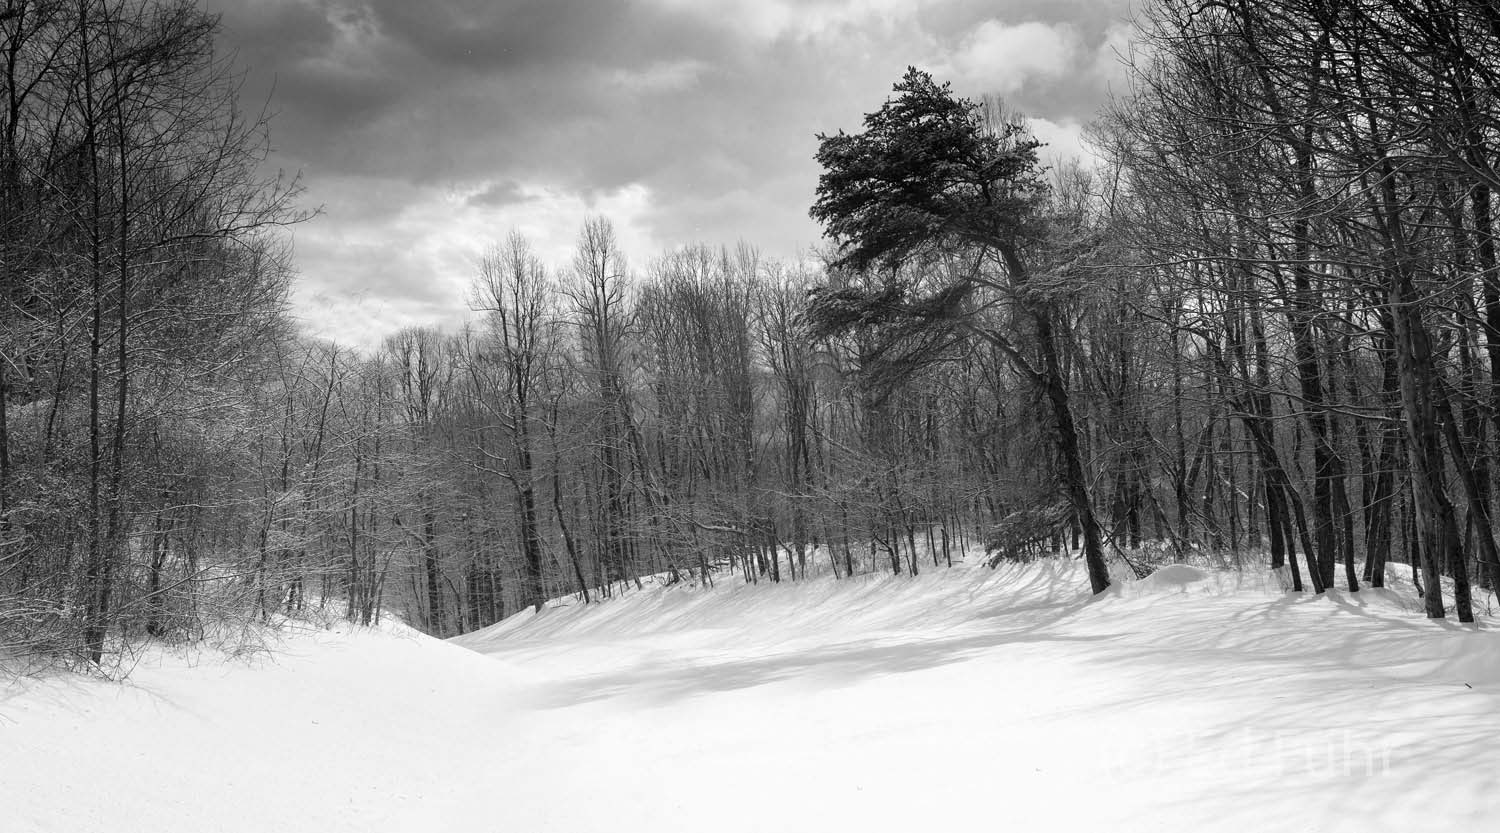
455,553 -> 1444,655
459,556 -> 1091,646
5,555 -> 1498,832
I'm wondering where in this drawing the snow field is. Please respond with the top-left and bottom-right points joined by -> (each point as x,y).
4,554 -> 1498,832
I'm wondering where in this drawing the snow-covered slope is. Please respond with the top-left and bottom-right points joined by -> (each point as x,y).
1,622 -> 531,832
5,556 -> 1498,832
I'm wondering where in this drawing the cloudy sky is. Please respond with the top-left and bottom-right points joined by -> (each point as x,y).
208,0 -> 1134,349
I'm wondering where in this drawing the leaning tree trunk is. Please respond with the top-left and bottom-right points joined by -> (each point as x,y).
1390,258 -> 1464,620
1027,295 -> 1110,593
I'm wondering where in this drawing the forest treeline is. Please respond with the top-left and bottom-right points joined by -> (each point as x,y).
4,0 -> 1500,666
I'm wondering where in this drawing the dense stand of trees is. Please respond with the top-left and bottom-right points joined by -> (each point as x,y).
800,0 -> 1500,624
0,0 -> 297,664
1096,0 -> 1500,621
8,0 -> 1500,668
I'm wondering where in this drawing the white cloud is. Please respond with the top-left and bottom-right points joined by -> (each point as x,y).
606,60 -> 707,94
1027,116 -> 1099,169
290,181 -> 661,351
942,20 -> 1080,96
1092,21 -> 1135,86
646,0 -> 936,42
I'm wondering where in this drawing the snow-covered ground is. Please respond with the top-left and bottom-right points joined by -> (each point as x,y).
4,555 -> 1498,832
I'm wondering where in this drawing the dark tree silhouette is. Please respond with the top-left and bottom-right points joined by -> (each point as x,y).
806,68 -> 1112,594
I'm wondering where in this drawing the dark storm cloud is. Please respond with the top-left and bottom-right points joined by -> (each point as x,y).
223,0 -> 1128,196
217,0 -> 333,64
211,0 -> 1134,348
466,179 -> 535,208
363,0 -> 728,72
218,0 -> 736,179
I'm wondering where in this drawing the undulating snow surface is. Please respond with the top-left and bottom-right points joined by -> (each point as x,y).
5,556 -> 1499,832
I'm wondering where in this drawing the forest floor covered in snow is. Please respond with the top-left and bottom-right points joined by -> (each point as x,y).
4,555 -> 1499,832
